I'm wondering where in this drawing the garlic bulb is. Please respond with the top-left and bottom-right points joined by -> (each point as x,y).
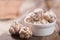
43,10 -> 56,23
9,21 -> 23,35
19,27 -> 32,38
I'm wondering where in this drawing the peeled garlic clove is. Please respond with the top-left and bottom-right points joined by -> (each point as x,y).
19,27 -> 32,38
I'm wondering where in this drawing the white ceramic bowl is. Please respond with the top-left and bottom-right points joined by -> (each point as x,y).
24,11 -> 56,36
